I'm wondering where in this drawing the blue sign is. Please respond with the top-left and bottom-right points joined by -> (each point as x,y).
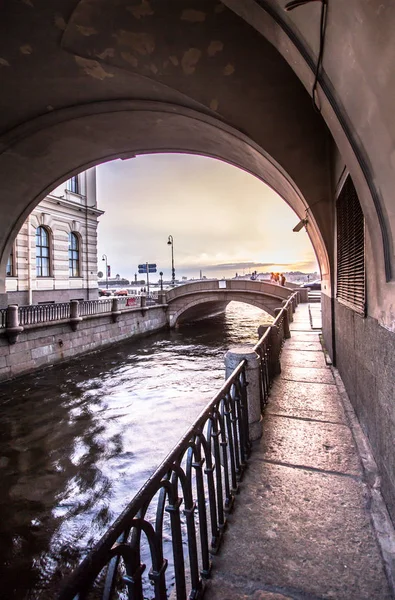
138,263 -> 157,274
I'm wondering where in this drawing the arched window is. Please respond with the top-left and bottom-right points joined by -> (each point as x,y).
69,232 -> 80,277
36,226 -> 50,277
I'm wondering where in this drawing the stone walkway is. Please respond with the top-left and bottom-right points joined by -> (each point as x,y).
205,303 -> 394,600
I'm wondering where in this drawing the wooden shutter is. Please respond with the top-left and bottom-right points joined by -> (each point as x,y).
336,176 -> 366,315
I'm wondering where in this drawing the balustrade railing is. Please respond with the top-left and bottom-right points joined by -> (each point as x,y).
0,295 -> 156,332
79,299 -> 113,317
18,302 -> 71,326
57,293 -> 298,600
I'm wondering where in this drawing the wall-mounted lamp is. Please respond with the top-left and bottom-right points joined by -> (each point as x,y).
293,218 -> 308,232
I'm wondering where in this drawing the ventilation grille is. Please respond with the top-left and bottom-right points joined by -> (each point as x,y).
336,176 -> 366,315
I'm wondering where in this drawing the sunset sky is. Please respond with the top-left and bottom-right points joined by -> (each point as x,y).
96,153 -> 318,282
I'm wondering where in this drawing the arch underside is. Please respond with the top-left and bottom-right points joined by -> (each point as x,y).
168,292 -> 284,327
0,0 -> 392,298
0,104 -> 329,294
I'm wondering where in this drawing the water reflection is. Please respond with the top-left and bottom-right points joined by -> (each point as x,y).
0,302 -> 271,598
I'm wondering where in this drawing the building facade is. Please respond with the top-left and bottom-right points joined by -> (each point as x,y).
6,168 -> 103,305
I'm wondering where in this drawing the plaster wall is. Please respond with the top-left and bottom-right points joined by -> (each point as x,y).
0,306 -> 167,382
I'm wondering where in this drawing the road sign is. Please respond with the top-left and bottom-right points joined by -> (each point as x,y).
138,263 -> 157,273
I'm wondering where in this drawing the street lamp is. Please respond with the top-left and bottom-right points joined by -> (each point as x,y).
102,254 -> 108,289
167,235 -> 175,286
159,271 -> 163,291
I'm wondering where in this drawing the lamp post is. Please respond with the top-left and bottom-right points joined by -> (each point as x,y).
159,271 -> 163,291
102,254 -> 108,289
167,235 -> 175,286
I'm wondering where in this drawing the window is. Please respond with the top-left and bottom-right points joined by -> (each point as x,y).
36,226 -> 50,277
69,232 -> 80,277
336,176 -> 365,315
6,249 -> 14,276
67,175 -> 79,194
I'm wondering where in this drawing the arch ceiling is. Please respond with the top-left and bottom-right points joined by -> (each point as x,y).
0,0 -> 393,295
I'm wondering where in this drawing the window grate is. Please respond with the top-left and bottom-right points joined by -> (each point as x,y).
336,176 -> 366,315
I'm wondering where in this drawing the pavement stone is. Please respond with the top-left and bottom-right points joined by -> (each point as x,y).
261,414 -> 362,476
279,366 -> 335,385
287,332 -> 320,342
284,341 -> 323,352
280,349 -> 326,369
267,380 -> 347,424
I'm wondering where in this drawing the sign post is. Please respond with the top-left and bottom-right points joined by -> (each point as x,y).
138,263 -> 157,297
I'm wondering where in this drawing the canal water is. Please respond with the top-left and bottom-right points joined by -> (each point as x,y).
0,302 -> 272,599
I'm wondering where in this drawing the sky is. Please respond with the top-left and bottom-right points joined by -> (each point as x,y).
96,153 -> 318,282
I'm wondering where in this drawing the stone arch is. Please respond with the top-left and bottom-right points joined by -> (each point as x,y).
0,102 -> 328,294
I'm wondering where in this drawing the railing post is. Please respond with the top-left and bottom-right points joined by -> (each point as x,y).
276,306 -> 290,340
5,304 -> 23,344
266,324 -> 282,376
282,299 -> 293,323
298,287 -> 309,303
111,297 -> 121,323
69,299 -> 82,331
225,346 -> 262,441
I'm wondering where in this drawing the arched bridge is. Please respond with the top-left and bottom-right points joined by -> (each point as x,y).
165,279 -> 297,328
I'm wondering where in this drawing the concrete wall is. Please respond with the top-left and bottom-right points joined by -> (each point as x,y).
0,306 -> 167,382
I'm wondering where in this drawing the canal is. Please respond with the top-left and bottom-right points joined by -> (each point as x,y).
0,302 -> 272,599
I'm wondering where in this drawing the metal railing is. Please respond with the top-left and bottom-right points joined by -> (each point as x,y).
57,293 -> 298,600
18,302 -> 71,326
59,361 -> 249,600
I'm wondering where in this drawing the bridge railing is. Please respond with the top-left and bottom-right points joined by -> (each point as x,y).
0,295 -> 165,333
18,302 -> 71,326
57,293 -> 298,600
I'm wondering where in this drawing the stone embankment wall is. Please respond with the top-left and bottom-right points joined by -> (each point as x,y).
0,306 -> 167,382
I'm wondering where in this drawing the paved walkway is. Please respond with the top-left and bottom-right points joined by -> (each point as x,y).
205,303 -> 394,600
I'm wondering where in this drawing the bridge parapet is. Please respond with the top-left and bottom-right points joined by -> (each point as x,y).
166,279 -> 293,302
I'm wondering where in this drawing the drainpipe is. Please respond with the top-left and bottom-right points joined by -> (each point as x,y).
27,215 -> 33,305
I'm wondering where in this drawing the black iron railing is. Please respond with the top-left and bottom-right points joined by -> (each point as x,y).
58,292 -> 299,600
58,361 -> 250,600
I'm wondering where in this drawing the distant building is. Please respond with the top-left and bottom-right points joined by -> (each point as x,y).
6,168 -> 103,305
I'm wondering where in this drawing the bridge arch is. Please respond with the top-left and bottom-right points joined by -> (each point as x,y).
166,280 -> 293,328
